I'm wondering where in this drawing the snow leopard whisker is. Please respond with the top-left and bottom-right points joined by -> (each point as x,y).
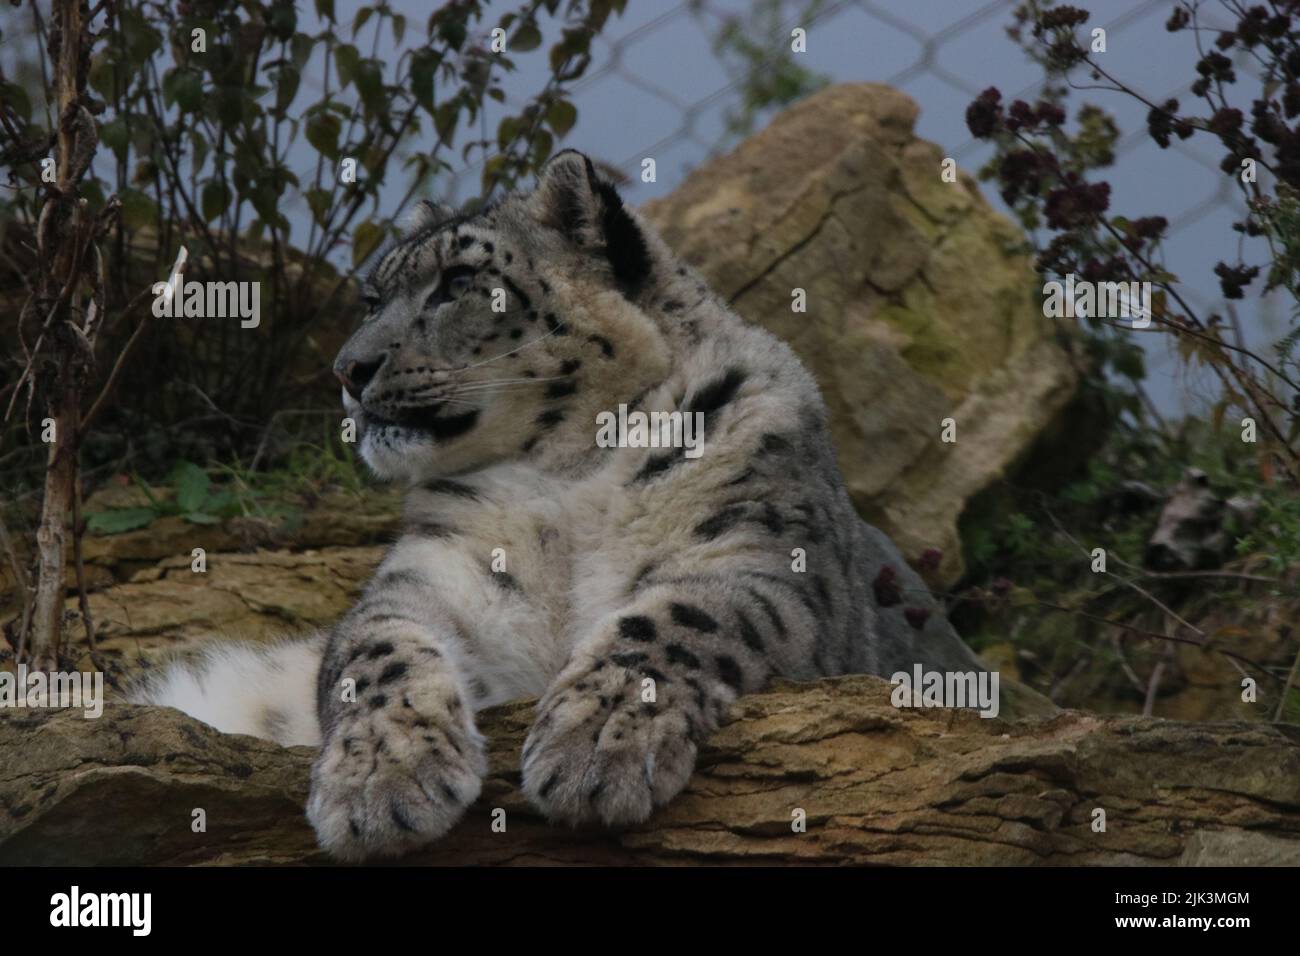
390,382 -> 565,406
379,395 -> 483,413
447,376 -> 569,391
458,327 -> 561,371
443,384 -> 567,400
398,378 -> 563,400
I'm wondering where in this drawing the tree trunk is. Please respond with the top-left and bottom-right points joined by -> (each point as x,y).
25,0 -> 92,667
26,389 -> 77,668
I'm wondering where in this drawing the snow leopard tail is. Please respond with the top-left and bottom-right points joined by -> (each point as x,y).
128,634 -> 325,747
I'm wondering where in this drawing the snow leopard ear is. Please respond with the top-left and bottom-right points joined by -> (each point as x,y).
399,198 -> 456,235
531,149 -> 650,291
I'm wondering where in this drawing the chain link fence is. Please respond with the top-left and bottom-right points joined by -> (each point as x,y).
1,0 -> 1265,408
435,0 -> 1245,241
430,0 -> 1262,410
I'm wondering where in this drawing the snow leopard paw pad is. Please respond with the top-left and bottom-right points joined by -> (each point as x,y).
307,683 -> 486,861
519,661 -> 700,827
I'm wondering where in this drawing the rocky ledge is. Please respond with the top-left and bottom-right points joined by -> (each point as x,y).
2,675 -> 1296,866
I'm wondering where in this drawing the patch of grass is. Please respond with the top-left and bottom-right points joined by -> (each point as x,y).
955,413 -> 1298,717
84,431 -> 371,536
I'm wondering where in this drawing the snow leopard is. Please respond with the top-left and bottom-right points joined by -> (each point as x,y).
135,150 -> 986,861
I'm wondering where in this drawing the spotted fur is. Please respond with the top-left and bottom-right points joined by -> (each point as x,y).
135,150 -> 984,860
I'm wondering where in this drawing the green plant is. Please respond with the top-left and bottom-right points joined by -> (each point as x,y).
947,0 -> 1300,719
1237,485 -> 1300,574
82,424 -> 376,536
956,417 -> 1296,719
693,0 -> 831,146
85,461 -> 248,533
966,0 -> 1300,480
1,0 -> 628,483
0,0 -> 627,666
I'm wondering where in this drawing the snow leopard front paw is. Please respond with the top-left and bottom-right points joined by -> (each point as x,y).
520,662 -> 701,827
307,693 -> 487,861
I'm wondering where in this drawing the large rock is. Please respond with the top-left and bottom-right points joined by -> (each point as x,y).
1,545 -> 382,685
644,84 -> 1079,584
0,492 -> 396,679
0,488 -> 400,610
2,676 -> 1297,866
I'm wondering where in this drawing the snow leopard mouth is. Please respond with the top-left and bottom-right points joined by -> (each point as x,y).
363,404 -> 481,442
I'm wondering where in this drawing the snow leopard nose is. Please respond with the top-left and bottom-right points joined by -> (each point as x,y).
334,355 -> 384,401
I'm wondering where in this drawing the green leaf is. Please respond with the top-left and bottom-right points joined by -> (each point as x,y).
291,33 -> 316,70
1112,343 -> 1145,381
530,128 -> 554,167
352,6 -> 374,38
190,131 -> 210,173
86,508 -> 157,535
268,2 -> 297,40
1,82 -> 31,123
214,85 -> 247,126
183,512 -> 221,525
511,22 -> 542,52
334,43 -> 360,88
496,115 -> 525,149
545,100 -> 577,138
119,188 -> 157,232
354,61 -> 384,113
363,144 -> 388,176
353,220 -> 385,266
305,112 -> 342,159
316,0 -> 336,22
81,180 -> 106,213
88,52 -> 116,100
251,181 -> 287,231
201,180 -> 230,222
129,122 -> 157,159
173,462 -> 212,513
131,473 -> 162,509
120,8 -> 162,62
392,14 -> 406,46
434,101 -> 459,144
274,64 -> 300,113
437,17 -> 467,50
550,27 -> 592,74
410,49 -> 438,114
101,118 -> 130,162
172,69 -> 204,112
305,187 -> 332,226
203,489 -> 236,515
481,154 -> 508,192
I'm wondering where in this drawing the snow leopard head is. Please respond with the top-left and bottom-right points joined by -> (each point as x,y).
334,149 -> 676,482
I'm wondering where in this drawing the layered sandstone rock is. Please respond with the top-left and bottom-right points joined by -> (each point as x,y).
644,83 -> 1080,585
2,676 -> 1296,866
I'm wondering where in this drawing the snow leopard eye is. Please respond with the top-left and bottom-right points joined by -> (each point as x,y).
424,265 -> 476,312
444,267 -> 475,300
